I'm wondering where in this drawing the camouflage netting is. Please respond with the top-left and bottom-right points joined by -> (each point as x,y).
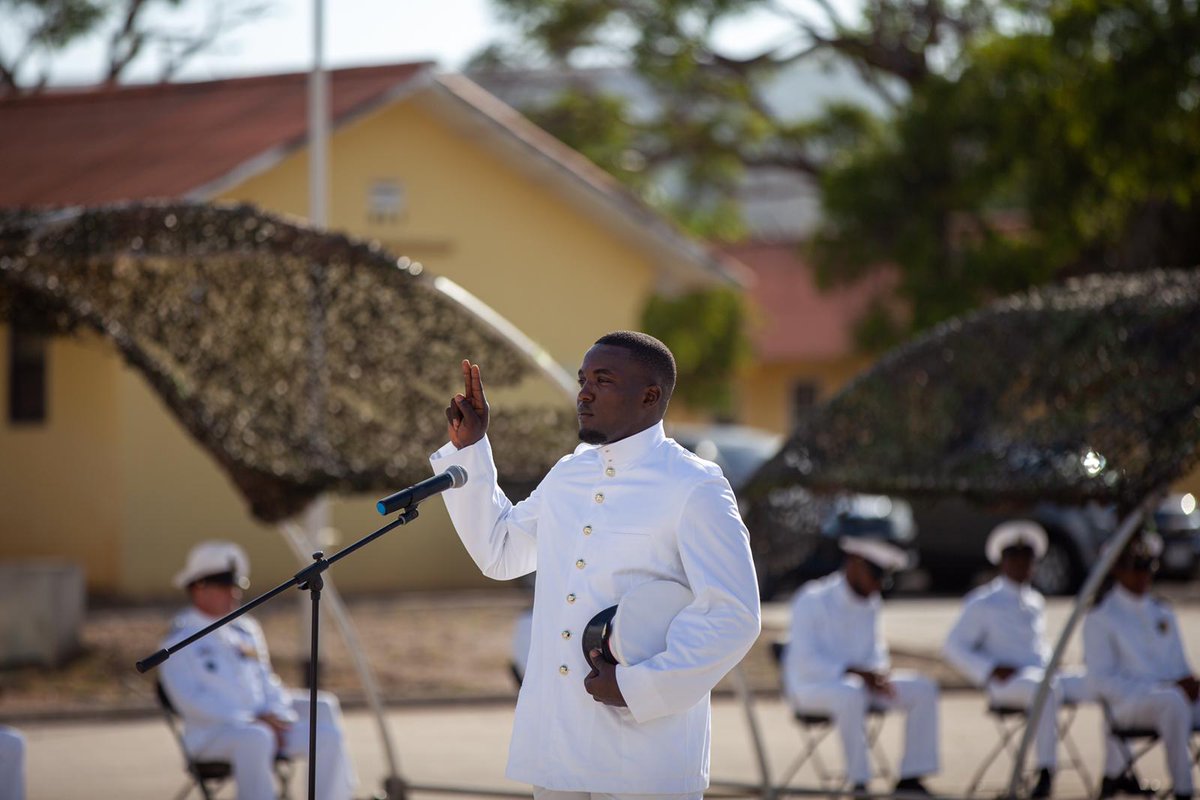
0,202 -> 577,522
747,270 -> 1200,512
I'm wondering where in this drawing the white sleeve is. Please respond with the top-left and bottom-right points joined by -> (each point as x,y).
160,628 -> 256,727
782,590 -> 847,690
1083,610 -> 1157,702
244,618 -> 296,722
615,476 -> 762,723
430,435 -> 540,581
943,601 -> 994,686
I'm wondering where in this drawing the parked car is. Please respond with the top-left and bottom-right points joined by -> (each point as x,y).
667,423 -> 916,600
910,497 -> 1114,596
912,492 -> 1200,596
1153,492 -> 1200,578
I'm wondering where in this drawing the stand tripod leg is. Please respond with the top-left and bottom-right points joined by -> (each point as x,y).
306,552 -> 325,800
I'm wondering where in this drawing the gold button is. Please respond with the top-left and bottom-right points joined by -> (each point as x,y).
561,630 -> 571,640
594,492 -> 604,503
566,593 -> 576,604
583,525 -> 592,536
559,665 -> 569,675
605,467 -> 615,477
576,559 -> 586,569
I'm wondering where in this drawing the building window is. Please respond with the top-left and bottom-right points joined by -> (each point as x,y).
791,380 -> 818,429
367,179 -> 405,224
9,327 -> 47,424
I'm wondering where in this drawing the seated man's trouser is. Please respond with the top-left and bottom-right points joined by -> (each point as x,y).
788,670 -> 939,785
186,690 -> 354,800
1107,686 -> 1200,794
987,667 -> 1090,770
0,726 -> 25,800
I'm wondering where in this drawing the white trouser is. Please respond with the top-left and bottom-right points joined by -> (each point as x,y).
0,727 -> 25,800
534,788 -> 702,800
1109,687 -> 1200,794
190,690 -> 354,800
789,670 -> 940,785
987,667 -> 1092,769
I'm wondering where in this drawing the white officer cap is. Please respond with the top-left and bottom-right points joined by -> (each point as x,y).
609,580 -> 694,667
173,540 -> 251,589
839,536 -> 909,571
986,520 -> 1049,565
1100,529 -> 1164,561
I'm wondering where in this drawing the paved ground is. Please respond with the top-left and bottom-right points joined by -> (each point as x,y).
18,595 -> 1200,799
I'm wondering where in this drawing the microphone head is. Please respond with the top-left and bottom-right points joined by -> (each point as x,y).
445,464 -> 468,489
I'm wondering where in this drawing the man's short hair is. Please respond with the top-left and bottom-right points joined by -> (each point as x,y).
594,331 -> 677,402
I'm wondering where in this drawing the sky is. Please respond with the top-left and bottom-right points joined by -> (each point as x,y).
18,0 -> 858,87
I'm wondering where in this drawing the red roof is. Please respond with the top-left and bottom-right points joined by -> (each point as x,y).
0,63 -> 429,206
724,240 -> 898,363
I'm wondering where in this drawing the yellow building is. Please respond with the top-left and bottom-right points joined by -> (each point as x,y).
0,64 -> 746,599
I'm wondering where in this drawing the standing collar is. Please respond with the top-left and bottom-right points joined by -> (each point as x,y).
1112,583 -> 1150,608
997,576 -> 1032,597
585,421 -> 667,471
836,572 -> 880,608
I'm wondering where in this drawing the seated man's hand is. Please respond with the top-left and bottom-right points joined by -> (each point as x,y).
256,712 -> 292,751
847,668 -> 895,698
990,665 -> 1017,684
584,649 -> 627,708
1177,675 -> 1200,702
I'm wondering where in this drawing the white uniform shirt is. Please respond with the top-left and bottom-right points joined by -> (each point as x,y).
943,577 -> 1050,686
430,422 -> 761,794
782,572 -> 889,694
160,608 -> 296,750
1083,585 -> 1193,702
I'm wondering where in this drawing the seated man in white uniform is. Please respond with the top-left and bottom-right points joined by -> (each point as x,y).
1085,532 -> 1199,800
0,725 -> 24,800
783,537 -> 939,795
944,520 -> 1094,798
160,541 -> 354,800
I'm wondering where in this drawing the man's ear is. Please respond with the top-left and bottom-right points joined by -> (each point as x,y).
643,385 -> 662,408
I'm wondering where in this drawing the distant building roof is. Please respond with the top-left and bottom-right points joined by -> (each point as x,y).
723,240 -> 896,363
0,63 -> 431,205
0,63 -> 745,289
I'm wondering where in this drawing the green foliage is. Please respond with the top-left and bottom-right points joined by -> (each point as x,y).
641,287 -> 749,416
483,0 -> 1200,352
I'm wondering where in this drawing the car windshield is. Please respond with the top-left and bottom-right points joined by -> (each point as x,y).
669,425 -> 782,489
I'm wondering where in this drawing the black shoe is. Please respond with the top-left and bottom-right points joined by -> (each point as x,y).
894,777 -> 932,797
850,783 -> 869,800
1030,768 -> 1053,800
1099,775 -> 1156,798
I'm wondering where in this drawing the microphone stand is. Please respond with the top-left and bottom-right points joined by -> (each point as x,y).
137,505 -> 423,800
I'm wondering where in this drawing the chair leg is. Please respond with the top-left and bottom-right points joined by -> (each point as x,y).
866,714 -> 893,783
1058,707 -> 1094,797
777,725 -> 835,790
965,718 -> 1021,799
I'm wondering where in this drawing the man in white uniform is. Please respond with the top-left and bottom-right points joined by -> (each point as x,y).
782,537 -> 939,795
432,331 -> 762,800
0,726 -> 24,800
944,520 -> 1095,798
1085,532 -> 1199,800
160,541 -> 355,800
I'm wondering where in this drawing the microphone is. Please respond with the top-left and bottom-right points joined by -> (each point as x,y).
376,466 -> 468,515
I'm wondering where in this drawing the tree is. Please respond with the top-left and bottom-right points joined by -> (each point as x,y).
477,0 -> 1200,347
0,0 -> 270,97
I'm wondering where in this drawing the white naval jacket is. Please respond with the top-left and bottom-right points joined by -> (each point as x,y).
430,421 -> 761,794
1083,585 -> 1193,705
943,577 -> 1050,687
782,572 -> 888,694
160,608 -> 297,751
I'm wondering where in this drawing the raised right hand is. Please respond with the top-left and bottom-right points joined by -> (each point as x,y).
446,359 -> 489,449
